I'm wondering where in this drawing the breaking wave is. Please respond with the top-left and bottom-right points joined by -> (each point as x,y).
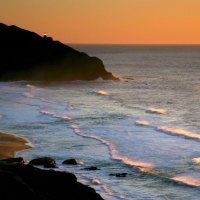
135,120 -> 151,126
157,126 -> 200,140
71,124 -> 154,169
146,108 -> 168,115
172,176 -> 200,187
135,119 -> 200,140
192,157 -> 200,164
92,178 -> 101,185
93,90 -> 109,96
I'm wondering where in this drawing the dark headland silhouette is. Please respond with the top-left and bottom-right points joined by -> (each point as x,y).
0,23 -> 118,81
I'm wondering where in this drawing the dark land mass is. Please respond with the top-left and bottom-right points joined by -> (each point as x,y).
0,159 -> 104,200
0,22 -> 118,81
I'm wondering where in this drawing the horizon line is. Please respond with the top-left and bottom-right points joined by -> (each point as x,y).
66,43 -> 200,46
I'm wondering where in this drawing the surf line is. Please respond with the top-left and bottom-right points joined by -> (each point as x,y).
70,124 -> 153,169
135,120 -> 200,140
70,123 -> 200,188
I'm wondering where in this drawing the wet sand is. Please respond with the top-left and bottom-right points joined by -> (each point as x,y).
0,132 -> 31,159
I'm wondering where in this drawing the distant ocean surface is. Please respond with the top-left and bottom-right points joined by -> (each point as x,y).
1,45 -> 200,199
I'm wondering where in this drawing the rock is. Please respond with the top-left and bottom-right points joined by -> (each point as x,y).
83,166 -> 100,171
62,159 -> 78,165
0,157 -> 25,164
0,22 -> 119,81
109,173 -> 127,177
0,160 -> 104,200
29,157 -> 57,168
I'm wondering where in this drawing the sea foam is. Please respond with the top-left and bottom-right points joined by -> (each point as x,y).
146,108 -> 168,115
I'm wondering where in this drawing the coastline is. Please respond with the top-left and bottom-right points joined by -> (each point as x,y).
0,132 -> 31,159
0,131 -> 104,200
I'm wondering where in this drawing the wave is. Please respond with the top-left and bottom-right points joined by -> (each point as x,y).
192,157 -> 200,164
139,167 -> 200,188
71,124 -> 154,169
91,178 -> 101,185
138,167 -> 161,176
171,176 -> 200,187
135,119 -> 200,140
40,109 -> 71,120
135,120 -> 151,126
146,108 -> 168,115
71,123 -> 200,190
157,126 -> 200,140
80,173 -> 126,199
93,90 -> 109,96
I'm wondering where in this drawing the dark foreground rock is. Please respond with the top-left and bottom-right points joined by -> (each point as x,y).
0,157 -> 25,164
62,158 -> 78,165
29,157 -> 57,168
0,22 -> 118,81
0,160 -> 104,200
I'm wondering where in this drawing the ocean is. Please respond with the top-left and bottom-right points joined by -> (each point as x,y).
0,45 -> 200,199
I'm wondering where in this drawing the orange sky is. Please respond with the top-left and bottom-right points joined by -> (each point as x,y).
1,0 -> 200,44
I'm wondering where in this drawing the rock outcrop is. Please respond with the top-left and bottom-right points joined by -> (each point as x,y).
0,22 -> 118,81
0,159 -> 104,200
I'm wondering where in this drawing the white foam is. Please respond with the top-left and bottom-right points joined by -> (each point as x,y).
95,90 -> 109,96
157,126 -> 200,140
172,176 -> 200,187
71,124 -> 154,169
135,120 -> 151,126
192,157 -> 200,164
40,109 -> 71,120
146,108 -> 168,115
92,178 -> 101,185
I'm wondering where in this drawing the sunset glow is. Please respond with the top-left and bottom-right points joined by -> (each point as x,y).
1,0 -> 200,44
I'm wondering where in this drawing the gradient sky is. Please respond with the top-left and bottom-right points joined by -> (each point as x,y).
1,0 -> 200,44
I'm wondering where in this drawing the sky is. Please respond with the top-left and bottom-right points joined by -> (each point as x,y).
0,0 -> 200,44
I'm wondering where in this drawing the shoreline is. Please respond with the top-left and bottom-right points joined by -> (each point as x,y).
0,131 -> 104,200
0,131 -> 32,159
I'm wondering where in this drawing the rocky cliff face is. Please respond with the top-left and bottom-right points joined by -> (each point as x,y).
0,23 -> 118,81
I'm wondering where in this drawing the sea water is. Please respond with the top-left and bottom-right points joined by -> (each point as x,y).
0,45 -> 200,199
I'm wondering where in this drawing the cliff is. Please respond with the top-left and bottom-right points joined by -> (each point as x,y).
0,23 -> 118,81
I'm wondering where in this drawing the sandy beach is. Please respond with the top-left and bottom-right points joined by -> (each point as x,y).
0,132 -> 31,159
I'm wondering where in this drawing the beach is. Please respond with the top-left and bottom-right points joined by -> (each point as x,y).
0,132 -> 31,159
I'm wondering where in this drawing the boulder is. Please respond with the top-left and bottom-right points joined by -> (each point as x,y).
29,157 -> 57,168
62,159 -> 78,165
